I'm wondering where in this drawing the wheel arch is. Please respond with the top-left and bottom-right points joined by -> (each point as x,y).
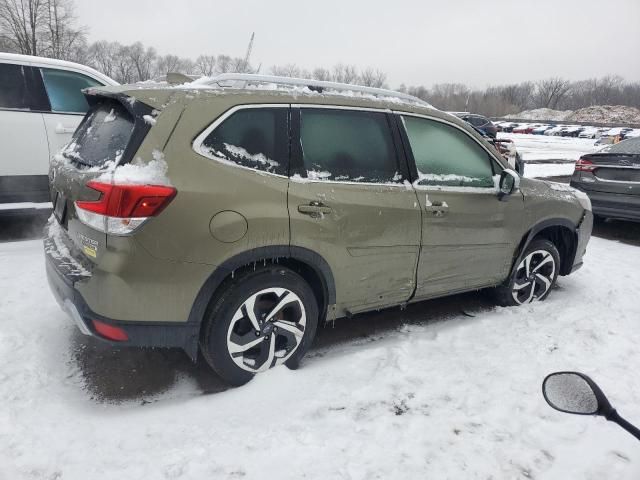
512,218 -> 578,277
185,246 -> 336,359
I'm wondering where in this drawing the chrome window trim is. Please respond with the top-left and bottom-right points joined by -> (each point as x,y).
292,103 -> 392,113
192,103 -> 290,179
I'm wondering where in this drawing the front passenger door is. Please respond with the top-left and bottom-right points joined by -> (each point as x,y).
400,114 -> 524,299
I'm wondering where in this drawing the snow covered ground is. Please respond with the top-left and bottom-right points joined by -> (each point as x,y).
500,132 -> 598,163
498,132 -> 599,178
2,231 -> 640,479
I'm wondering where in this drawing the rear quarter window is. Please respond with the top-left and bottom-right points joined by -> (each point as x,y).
199,107 -> 289,175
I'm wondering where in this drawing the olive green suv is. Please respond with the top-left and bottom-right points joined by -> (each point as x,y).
45,74 -> 593,385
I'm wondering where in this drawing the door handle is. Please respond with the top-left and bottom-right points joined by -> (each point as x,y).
55,124 -> 76,134
425,201 -> 449,217
298,202 -> 332,216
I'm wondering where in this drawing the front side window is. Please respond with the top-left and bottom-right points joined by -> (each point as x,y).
201,108 -> 288,175
0,63 -> 28,109
299,109 -> 399,183
41,68 -> 102,113
402,116 -> 495,188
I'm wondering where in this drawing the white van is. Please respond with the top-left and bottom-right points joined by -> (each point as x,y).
0,53 -> 117,214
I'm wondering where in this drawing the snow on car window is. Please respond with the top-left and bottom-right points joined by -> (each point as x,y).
201,108 -> 288,175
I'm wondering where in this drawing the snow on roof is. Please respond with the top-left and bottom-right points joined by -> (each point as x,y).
168,74 -> 434,109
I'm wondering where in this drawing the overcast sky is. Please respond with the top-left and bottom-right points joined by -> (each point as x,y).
77,0 -> 639,88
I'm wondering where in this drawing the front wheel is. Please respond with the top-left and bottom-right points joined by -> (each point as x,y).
495,239 -> 560,306
200,267 -> 319,386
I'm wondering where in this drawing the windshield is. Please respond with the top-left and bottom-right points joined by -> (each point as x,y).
63,99 -> 134,167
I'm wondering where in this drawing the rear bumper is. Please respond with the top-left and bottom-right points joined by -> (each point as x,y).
570,182 -> 640,221
45,251 -> 200,359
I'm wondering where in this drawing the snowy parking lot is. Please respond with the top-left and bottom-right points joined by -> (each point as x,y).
2,133 -> 640,479
501,132 -> 599,179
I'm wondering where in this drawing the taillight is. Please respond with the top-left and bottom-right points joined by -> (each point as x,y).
574,157 -> 596,172
92,319 -> 128,341
75,181 -> 176,235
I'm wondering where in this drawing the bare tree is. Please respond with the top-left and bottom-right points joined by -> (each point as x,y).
86,40 -> 119,78
270,63 -> 301,77
41,0 -> 84,60
360,67 -> 387,88
114,44 -> 135,83
535,77 -> 571,109
127,41 -> 157,81
0,0 -> 45,55
331,63 -> 360,84
194,54 -> 216,76
311,67 -> 331,81
230,56 -> 252,73
215,54 -> 233,74
156,54 -> 192,76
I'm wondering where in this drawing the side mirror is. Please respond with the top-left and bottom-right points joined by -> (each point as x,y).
498,169 -> 520,199
542,371 -> 609,416
542,371 -> 640,441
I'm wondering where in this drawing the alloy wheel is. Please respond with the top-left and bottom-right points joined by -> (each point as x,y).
226,287 -> 306,373
511,249 -> 556,305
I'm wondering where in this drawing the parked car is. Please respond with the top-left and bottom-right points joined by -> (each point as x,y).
0,53 -> 117,214
44,74 -> 593,385
578,127 -> 600,139
513,124 -> 535,134
499,122 -> 519,133
570,137 -> 640,221
544,125 -> 566,136
451,113 -> 498,138
561,126 -> 585,137
532,125 -> 553,135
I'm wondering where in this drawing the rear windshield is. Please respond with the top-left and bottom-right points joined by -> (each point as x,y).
601,137 -> 640,155
64,100 -> 134,167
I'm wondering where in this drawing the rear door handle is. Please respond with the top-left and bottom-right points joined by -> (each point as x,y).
298,202 -> 332,216
425,201 -> 449,217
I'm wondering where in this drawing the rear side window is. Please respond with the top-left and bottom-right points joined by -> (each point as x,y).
200,108 -> 289,175
63,100 -> 134,167
41,68 -> 102,113
0,63 -> 28,109
299,109 -> 398,183
402,116 -> 495,188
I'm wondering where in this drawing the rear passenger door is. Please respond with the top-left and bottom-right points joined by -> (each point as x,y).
37,67 -> 103,156
288,106 -> 421,314
399,114 -> 524,299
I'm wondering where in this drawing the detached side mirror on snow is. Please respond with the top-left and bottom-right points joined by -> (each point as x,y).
542,371 -> 640,441
498,169 -> 520,199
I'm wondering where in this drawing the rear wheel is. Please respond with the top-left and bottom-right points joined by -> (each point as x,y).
200,266 -> 318,386
495,239 -> 560,306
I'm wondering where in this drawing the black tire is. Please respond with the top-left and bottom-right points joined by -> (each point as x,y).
494,239 -> 561,307
200,266 -> 319,386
